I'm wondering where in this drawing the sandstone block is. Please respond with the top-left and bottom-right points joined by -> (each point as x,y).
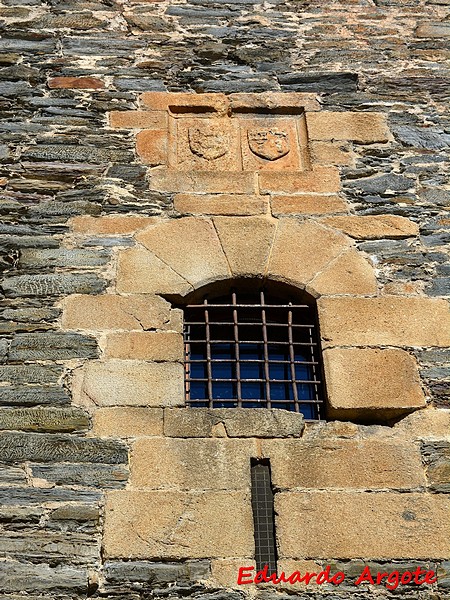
276,491 -> 450,559
310,141 -> 355,166
271,194 -> 347,215
164,408 -> 304,438
259,166 -> 340,194
136,130 -> 168,165
70,215 -> 156,234
130,438 -> 256,489
48,76 -> 104,89
92,407 -> 163,437
261,438 -> 425,489
105,332 -> 183,361
116,247 -> 193,296
75,360 -> 184,408
174,194 -> 268,216
140,92 -> 229,115
213,216 -> 276,277
395,408 -> 450,440
323,215 -> 419,239
61,294 -> 170,331
318,297 -> 450,347
211,559 -> 256,588
109,110 -> 167,129
230,91 -> 320,112
103,490 -> 254,559
307,248 -> 377,296
323,348 -> 426,420
306,112 -> 390,143
136,217 -> 230,288
148,170 -> 256,194
267,219 -> 350,287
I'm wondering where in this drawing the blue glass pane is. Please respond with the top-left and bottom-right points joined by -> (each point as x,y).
270,382 -> 291,400
211,343 -> 233,359
190,362 -> 206,379
241,382 -> 265,400
299,403 -> 316,419
212,381 -> 235,399
190,381 -> 208,399
269,362 -> 289,381
295,363 -> 312,381
211,361 -> 234,380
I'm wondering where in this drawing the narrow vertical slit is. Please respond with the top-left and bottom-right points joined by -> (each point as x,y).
250,458 -> 277,576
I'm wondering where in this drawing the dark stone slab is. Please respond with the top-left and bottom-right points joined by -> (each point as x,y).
104,560 -> 211,586
0,386 -> 70,406
278,71 -> 358,93
0,486 -> 100,505
0,532 -> 98,565
19,248 -> 110,267
0,432 -> 128,464
422,441 -> 450,492
0,407 -> 90,433
22,144 -> 134,164
31,462 -> 129,488
2,273 -> 106,297
346,174 -> 414,194
9,332 -> 98,360
0,365 -> 63,384
0,560 -> 87,593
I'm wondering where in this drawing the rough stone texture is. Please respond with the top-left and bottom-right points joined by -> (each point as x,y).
92,408 -> 163,438
0,407 -> 89,433
164,408 -> 304,438
130,438 -> 256,490
104,490 -> 254,559
174,193 -> 268,216
149,170 -> 256,194
61,294 -> 170,331
271,194 -> 348,215
323,215 -> 419,239
70,215 -> 156,234
276,492 -> 450,559
268,219 -> 350,287
31,463 -> 129,489
422,441 -> 450,493
116,246 -> 193,296
9,332 -> 98,361
136,130 -> 168,165
259,166 -> 340,194
306,112 -> 390,143
109,110 -> 167,130
104,332 -> 183,361
319,297 -> 450,347
74,360 -> 184,408
262,438 -> 425,490
136,217 -> 230,288
307,248 -> 377,296
395,409 -> 450,440
324,348 -> 426,420
213,216 -> 276,277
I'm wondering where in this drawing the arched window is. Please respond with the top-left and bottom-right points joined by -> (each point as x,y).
183,286 -> 325,420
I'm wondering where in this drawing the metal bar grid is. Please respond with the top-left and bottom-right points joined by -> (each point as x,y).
251,459 -> 277,575
183,290 -> 324,419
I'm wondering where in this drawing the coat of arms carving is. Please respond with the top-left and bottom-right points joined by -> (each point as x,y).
188,123 -> 230,161
247,128 -> 290,161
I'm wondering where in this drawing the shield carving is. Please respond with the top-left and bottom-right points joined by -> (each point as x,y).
188,123 -> 229,161
247,128 -> 290,161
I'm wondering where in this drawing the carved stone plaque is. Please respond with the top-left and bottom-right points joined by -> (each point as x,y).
189,123 -> 229,161
247,127 -> 290,161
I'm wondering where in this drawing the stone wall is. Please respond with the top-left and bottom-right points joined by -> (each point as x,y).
0,0 -> 449,598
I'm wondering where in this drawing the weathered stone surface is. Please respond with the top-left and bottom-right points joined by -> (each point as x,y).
140,92 -> 229,114
324,348 -> 426,419
422,441 -> 450,492
0,365 -> 62,384
0,532 -> 98,564
0,432 -> 127,464
109,110 -> 167,129
0,407 -> 89,433
61,294 -> 170,331
310,141 -> 355,166
149,170 -> 256,194
130,438 -> 255,490
230,91 -> 320,112
104,560 -> 211,586
395,408 -> 450,439
92,407 -> 163,437
164,408 -> 304,438
104,490 -> 254,559
306,112 -> 390,143
268,219 -> 350,286
75,360 -> 184,408
318,297 -> 450,347
262,438 -> 425,490
271,194 -> 347,215
0,387 -> 70,407
105,332 -> 183,361
259,166 -> 340,194
71,215 -> 156,234
19,248 -> 110,268
213,216 -> 276,277
0,561 -> 87,593
0,486 -> 100,506
48,76 -> 104,89
307,248 -> 377,296
2,274 -> 105,297
31,463 -> 129,489
276,492 -> 450,559
136,217 -> 230,288
9,332 -> 98,360
415,22 -> 450,37
174,194 -> 268,216
0,464 -> 27,485
116,247 -> 193,296
136,130 -> 168,165
323,215 -> 419,239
